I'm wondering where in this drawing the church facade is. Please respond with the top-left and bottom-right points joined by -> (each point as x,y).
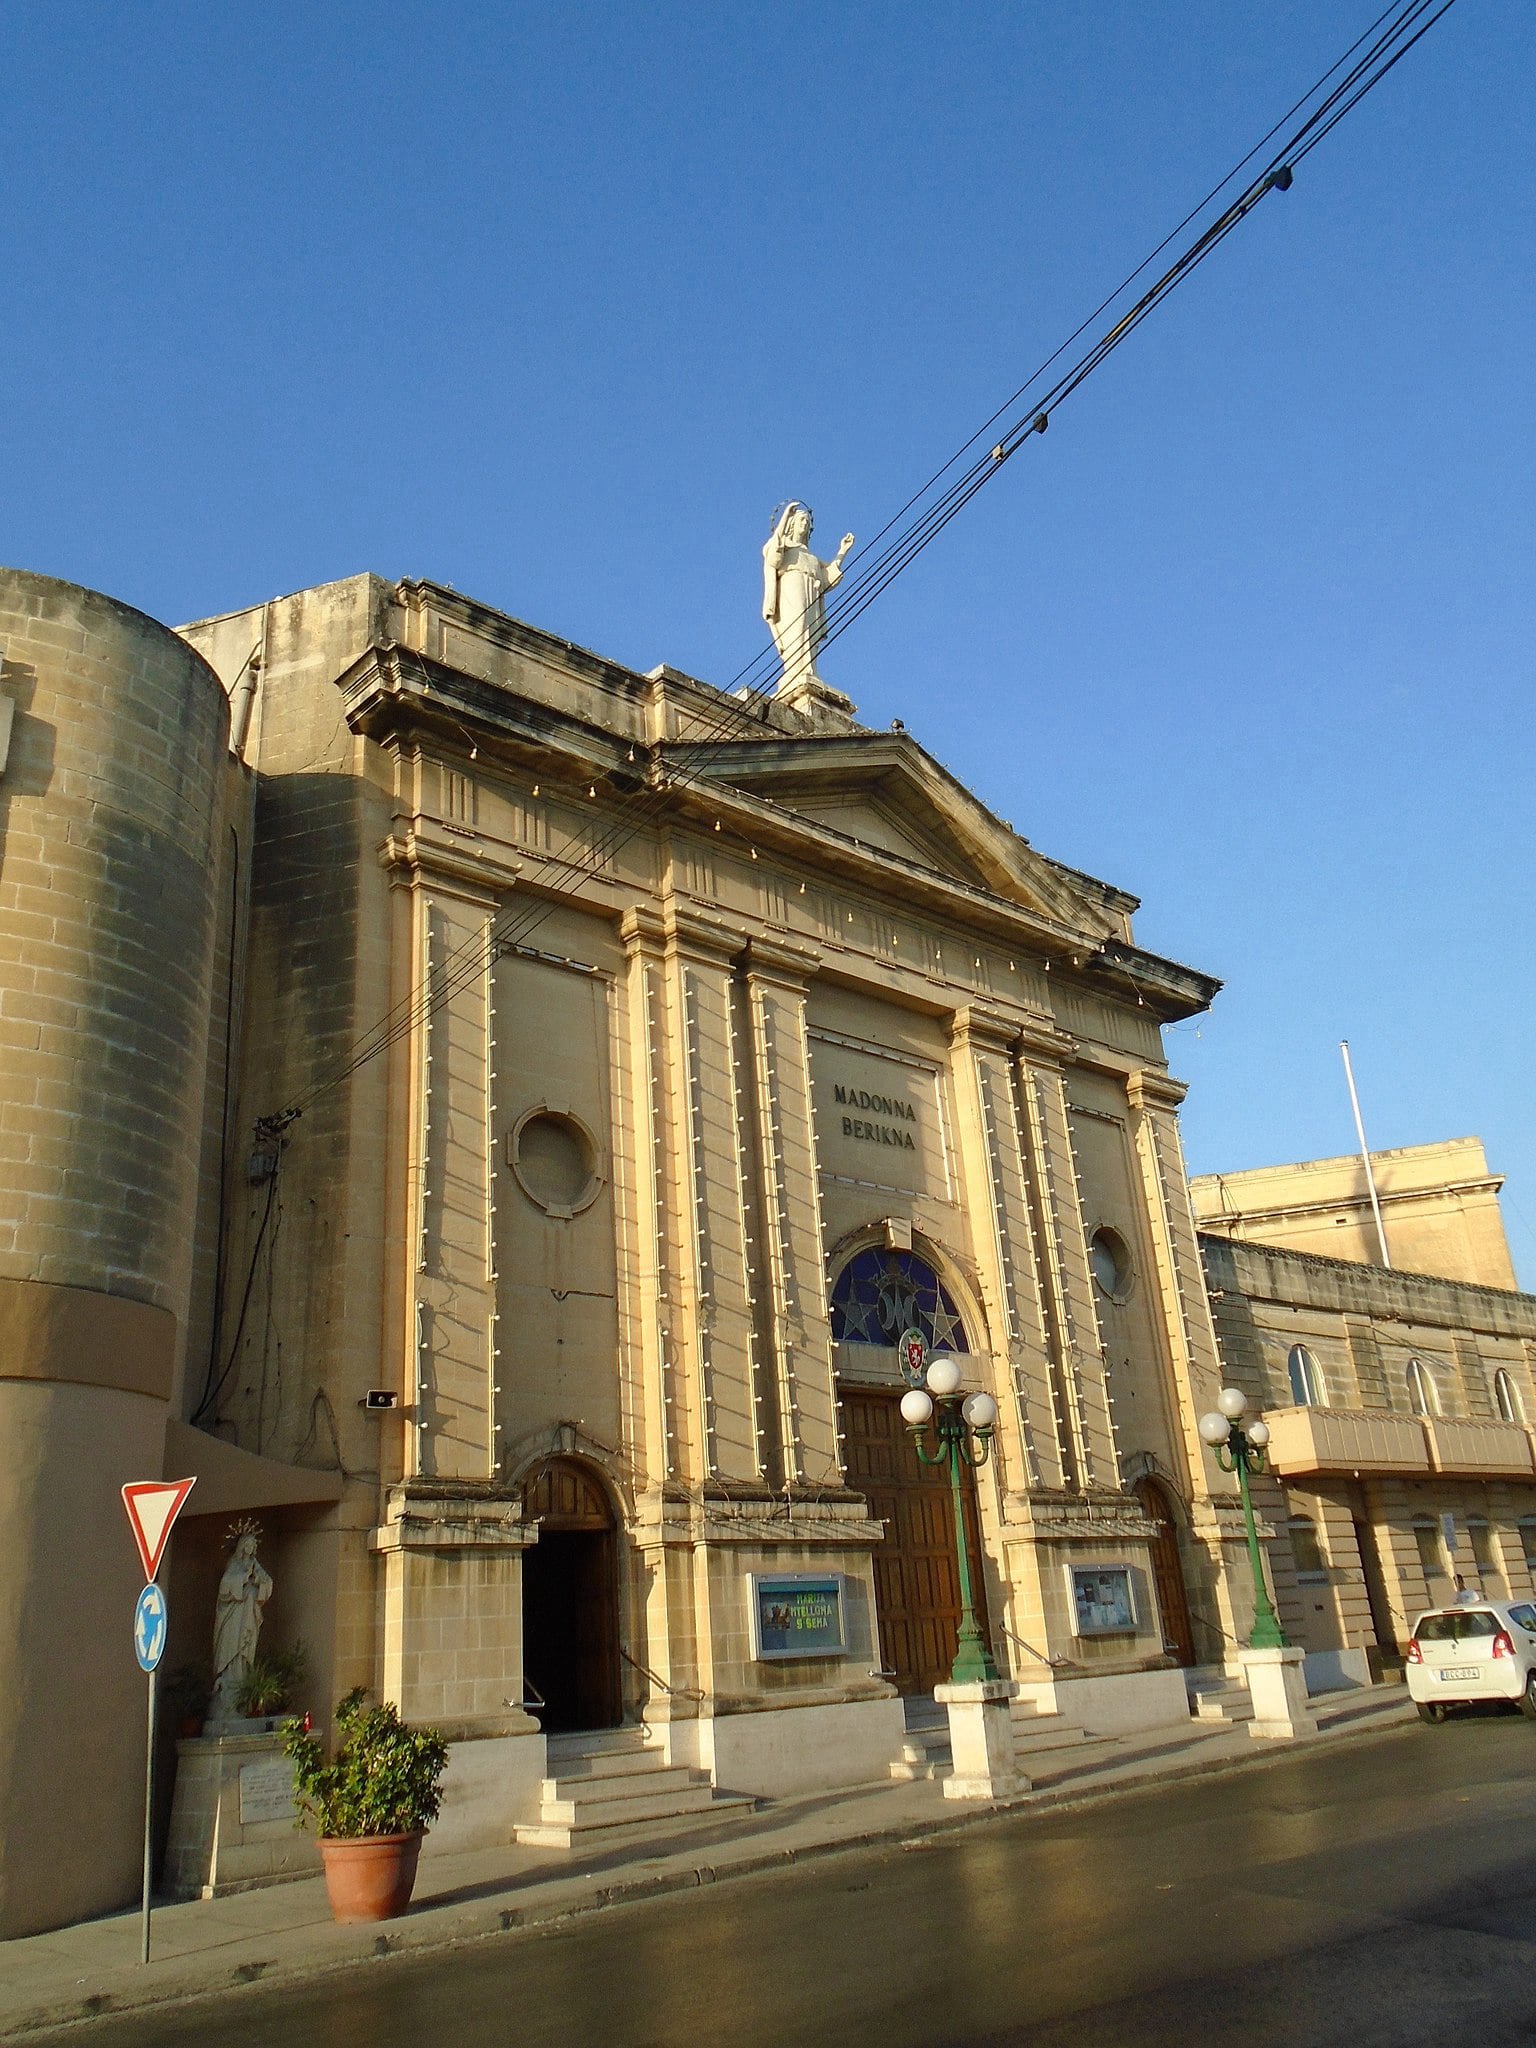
3,562 -> 1264,1934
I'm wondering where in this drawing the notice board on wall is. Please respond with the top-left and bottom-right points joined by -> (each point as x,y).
748,1575 -> 847,1660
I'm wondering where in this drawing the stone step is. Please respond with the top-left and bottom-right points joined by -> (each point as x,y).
1189,1683 -> 1254,1724
534,1780 -> 721,1831
1010,1719 -> 1090,1755
537,1764 -> 704,1809
890,1733 -> 951,1783
539,1748 -> 679,1784
514,1792 -> 758,1851
544,1728 -> 654,1762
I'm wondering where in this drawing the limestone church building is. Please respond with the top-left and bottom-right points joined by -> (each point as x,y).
0,563 -> 1323,1935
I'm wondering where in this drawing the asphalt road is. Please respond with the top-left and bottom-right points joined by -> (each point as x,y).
52,1713 -> 1536,2048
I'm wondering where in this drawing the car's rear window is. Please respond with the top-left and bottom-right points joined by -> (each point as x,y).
1418,1611 -> 1499,1640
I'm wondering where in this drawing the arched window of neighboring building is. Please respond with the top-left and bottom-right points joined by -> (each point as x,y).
1468,1520 -> 1503,1591
1494,1369 -> 1524,1425
1406,1357 -> 1439,1417
1288,1515 -> 1328,1579
829,1246 -> 970,1355
1287,1344 -> 1325,1407
1412,1519 -> 1444,1581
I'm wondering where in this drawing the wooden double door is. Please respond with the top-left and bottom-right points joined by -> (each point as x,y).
843,1387 -> 991,1696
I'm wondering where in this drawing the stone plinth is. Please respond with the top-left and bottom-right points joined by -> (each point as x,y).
936,1679 -> 1029,1801
164,1730 -> 319,1899
1239,1645 -> 1318,1740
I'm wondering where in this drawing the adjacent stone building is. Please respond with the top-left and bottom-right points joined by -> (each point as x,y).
1199,1149 -> 1536,1692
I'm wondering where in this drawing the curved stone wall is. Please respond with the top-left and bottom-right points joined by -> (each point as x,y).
0,569 -> 229,1937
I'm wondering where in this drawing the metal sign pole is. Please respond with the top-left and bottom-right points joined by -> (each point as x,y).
140,1661 -> 158,1966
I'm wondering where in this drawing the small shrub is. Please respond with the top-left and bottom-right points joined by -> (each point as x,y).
281,1688 -> 449,1839
235,1641 -> 308,1719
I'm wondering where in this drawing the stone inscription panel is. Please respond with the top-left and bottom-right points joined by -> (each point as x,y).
239,1756 -> 298,1827
809,1032 -> 950,1199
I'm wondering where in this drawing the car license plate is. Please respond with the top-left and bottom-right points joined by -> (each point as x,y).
1440,1667 -> 1479,1681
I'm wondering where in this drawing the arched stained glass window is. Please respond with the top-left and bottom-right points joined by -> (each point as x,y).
829,1247 -> 970,1354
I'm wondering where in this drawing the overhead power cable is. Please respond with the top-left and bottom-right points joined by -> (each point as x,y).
268,0 -> 1460,1129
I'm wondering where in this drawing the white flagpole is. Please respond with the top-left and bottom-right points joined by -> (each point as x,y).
1340,1040 -> 1391,1268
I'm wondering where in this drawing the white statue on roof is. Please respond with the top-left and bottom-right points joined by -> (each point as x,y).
762,503 -> 855,698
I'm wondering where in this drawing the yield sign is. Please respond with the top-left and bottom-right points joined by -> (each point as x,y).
121,1477 -> 196,1583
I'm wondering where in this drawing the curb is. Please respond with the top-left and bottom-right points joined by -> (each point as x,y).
7,1703 -> 1417,2039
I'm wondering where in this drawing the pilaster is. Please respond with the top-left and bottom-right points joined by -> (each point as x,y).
948,1007 -> 1057,1491
394,852 -> 502,1483
1127,1072 -> 1232,1500
662,907 -> 765,1485
1015,1033 -> 1119,1491
743,934 -> 841,1489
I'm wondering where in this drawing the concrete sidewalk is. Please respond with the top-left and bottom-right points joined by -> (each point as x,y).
4,1688 -> 1416,2039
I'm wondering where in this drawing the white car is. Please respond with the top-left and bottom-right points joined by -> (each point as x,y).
1406,1598 -> 1536,1722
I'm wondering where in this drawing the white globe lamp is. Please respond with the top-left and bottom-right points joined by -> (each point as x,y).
962,1391 -> 997,1430
1217,1386 -> 1248,1420
925,1354 -> 962,1398
1198,1411 -> 1230,1446
900,1388 -> 934,1426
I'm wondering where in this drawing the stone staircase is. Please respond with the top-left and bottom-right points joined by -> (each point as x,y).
1187,1672 -> 1254,1725
514,1729 -> 757,1849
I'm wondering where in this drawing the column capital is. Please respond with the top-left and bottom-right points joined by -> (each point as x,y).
1012,1018 -> 1078,1066
744,932 -> 822,987
1127,1069 -> 1188,1112
378,825 -> 512,907
661,902 -> 742,966
949,1002 -> 1023,1055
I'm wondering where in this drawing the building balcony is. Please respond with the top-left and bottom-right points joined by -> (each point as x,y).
1263,1406 -> 1430,1477
1262,1404 -> 1536,1481
1423,1415 -> 1535,1477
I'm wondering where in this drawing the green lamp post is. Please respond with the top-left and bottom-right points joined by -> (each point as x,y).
1198,1386 -> 1286,1650
901,1354 -> 999,1685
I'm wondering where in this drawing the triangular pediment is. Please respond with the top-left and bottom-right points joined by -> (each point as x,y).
662,732 -> 1127,938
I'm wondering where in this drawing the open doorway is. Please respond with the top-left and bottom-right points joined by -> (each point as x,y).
521,1458 -> 621,1734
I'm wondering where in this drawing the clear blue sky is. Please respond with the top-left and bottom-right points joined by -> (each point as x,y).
7,2 -> 1533,1278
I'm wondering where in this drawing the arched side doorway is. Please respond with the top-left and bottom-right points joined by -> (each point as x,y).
833,1243 -> 992,1697
521,1458 -> 621,1734
1133,1475 -> 1196,1667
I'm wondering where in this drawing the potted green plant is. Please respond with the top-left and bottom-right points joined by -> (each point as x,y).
234,1641 -> 307,1721
163,1665 -> 212,1739
281,1689 -> 449,1923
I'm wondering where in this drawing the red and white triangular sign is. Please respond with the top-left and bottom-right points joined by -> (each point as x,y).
121,1478 -> 197,1584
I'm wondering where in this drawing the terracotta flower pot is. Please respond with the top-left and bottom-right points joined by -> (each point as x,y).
318,1831 -> 424,1923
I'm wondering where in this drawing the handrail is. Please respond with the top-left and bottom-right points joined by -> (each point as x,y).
1186,1601 -> 1245,1652
619,1643 -> 706,1703
997,1625 -> 1078,1671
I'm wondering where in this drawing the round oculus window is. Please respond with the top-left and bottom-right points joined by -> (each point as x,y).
510,1108 -> 602,1217
1089,1226 -> 1133,1300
